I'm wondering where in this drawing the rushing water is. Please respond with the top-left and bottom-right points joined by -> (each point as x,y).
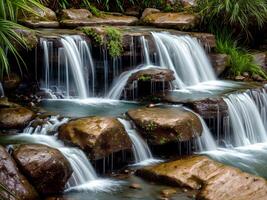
0,82 -> 4,97
6,116 -> 120,192
118,118 -> 161,166
140,36 -> 151,65
152,32 -> 216,88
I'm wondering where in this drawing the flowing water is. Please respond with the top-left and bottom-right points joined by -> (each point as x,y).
0,82 -> 4,97
118,118 -> 161,166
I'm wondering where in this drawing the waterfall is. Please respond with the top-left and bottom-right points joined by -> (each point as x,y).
118,118 -> 160,166
223,93 -> 267,147
152,32 -> 216,88
0,82 -> 4,97
40,35 -> 96,99
140,36 -> 151,65
17,116 -> 119,192
106,65 -> 156,99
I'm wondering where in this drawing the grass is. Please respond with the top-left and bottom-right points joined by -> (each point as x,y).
216,32 -> 267,79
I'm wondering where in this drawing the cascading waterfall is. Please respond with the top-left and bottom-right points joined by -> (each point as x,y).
106,65 -> 157,99
140,36 -> 151,65
40,35 -> 96,98
0,82 -> 4,97
152,32 -> 216,88
118,118 -> 160,166
223,93 -> 267,146
17,116 -> 119,192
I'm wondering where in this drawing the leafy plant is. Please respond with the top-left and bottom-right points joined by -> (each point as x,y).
0,0 -> 44,78
216,31 -> 267,79
81,27 -> 104,45
196,0 -> 267,38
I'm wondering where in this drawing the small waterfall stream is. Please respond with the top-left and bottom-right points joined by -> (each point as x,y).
118,118 -> 161,166
10,116 -> 119,192
0,82 -> 4,97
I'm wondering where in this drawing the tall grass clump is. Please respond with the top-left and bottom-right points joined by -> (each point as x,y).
216,31 -> 267,79
196,0 -> 267,38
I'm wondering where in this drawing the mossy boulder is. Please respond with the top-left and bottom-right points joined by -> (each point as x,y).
0,145 -> 38,200
127,107 -> 202,145
137,156 -> 267,200
60,9 -> 92,20
13,144 -> 72,195
0,107 -> 35,129
58,117 -> 132,160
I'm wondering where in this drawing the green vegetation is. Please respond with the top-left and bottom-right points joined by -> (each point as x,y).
0,0 -> 43,78
106,27 -> 123,58
82,27 -> 123,58
216,32 -> 267,78
196,0 -> 267,38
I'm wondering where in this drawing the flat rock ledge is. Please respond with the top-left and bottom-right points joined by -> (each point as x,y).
127,107 -> 202,145
58,117 -> 132,160
137,156 -> 267,200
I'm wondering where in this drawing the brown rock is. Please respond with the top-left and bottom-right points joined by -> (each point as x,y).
0,107 -> 35,129
13,144 -> 72,195
161,188 -> 177,197
3,73 -> 21,90
141,8 -> 160,20
60,9 -> 92,20
127,107 -> 202,145
61,14 -> 138,27
235,75 -> 246,81
58,117 -> 132,159
143,12 -> 199,30
209,53 -> 230,76
0,98 -> 20,108
129,183 -> 142,190
0,145 -> 38,200
137,156 -> 267,200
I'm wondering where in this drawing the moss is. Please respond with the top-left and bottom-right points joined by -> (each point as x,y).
145,121 -> 157,132
138,75 -> 151,81
81,27 -> 104,45
105,27 -> 123,58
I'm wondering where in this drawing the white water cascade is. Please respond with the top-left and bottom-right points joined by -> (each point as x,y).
152,32 -> 216,88
0,82 -> 4,97
18,116 -> 119,192
223,93 -> 267,147
41,35 -> 96,98
118,118 -> 160,166
140,36 -> 151,65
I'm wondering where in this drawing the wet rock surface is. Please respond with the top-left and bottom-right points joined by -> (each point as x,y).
60,9 -> 92,20
137,156 -> 267,200
142,12 -> 199,30
127,107 -> 202,145
0,145 -> 38,200
13,144 -> 72,195
58,117 -> 132,159
61,14 -> 138,27
209,53 -> 230,76
0,106 -> 35,129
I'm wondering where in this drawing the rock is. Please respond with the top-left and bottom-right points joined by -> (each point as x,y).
137,156 -> 267,200
252,74 -> 265,82
185,98 -> 228,118
127,107 -> 202,145
0,145 -> 38,200
3,73 -> 21,90
15,29 -> 38,49
141,8 -> 160,20
61,14 -> 138,27
60,9 -> 92,20
127,68 -> 175,85
235,75 -> 246,81
13,144 -> 72,195
209,53 -> 229,76
124,7 -> 140,17
180,0 -> 196,8
58,117 -> 132,159
142,12 -> 199,30
129,183 -> 142,190
0,98 -> 20,108
0,107 -> 35,129
161,188 -> 177,197
252,52 -> 267,68
19,5 -> 59,28
243,72 -> 250,77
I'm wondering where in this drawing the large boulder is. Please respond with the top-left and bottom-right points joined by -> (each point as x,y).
0,145 -> 38,200
58,117 -> 132,159
60,9 -> 92,20
209,53 -> 230,76
142,12 -> 199,30
19,5 -> 59,28
137,156 -> 267,200
13,144 -> 72,195
127,107 -> 202,145
61,14 -> 138,27
0,107 -> 35,129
